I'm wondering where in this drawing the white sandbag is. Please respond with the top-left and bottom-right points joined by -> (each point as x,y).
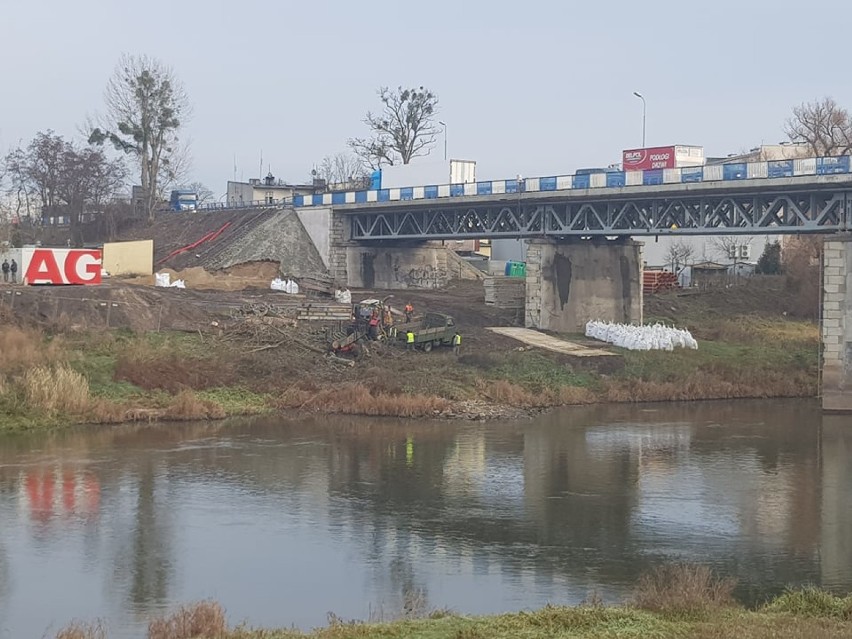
155,272 -> 171,287
585,319 -> 698,352
169,279 -> 186,289
270,278 -> 286,291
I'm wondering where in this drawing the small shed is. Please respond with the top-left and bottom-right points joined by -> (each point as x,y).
689,261 -> 729,289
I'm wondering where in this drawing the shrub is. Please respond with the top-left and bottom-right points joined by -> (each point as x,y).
148,600 -> 227,639
633,563 -> 737,617
164,391 -> 226,420
55,620 -> 107,639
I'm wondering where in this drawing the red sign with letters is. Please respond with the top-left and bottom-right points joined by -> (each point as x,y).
23,248 -> 102,285
622,146 -> 677,171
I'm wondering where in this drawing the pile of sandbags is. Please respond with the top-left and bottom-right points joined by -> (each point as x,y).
585,320 -> 698,351
271,278 -> 300,294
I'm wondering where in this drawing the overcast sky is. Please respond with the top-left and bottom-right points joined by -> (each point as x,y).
3,0 -> 851,197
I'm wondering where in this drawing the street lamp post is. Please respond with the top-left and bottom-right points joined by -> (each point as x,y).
438,120 -> 447,161
633,92 -> 646,147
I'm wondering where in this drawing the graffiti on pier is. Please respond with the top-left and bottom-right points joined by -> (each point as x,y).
393,260 -> 447,289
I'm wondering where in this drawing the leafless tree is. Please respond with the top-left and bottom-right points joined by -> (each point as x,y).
89,54 -> 191,222
348,86 -> 439,168
711,235 -> 754,263
186,181 -> 214,205
314,152 -> 369,190
664,240 -> 694,272
785,97 -> 852,156
3,131 -> 126,245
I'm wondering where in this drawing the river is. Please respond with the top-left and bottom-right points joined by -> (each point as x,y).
0,399 -> 850,637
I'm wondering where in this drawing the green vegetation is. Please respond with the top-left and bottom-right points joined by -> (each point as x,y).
54,570 -> 852,639
0,328 -> 272,433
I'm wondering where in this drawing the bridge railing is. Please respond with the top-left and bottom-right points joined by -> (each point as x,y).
195,199 -> 287,213
290,156 -> 852,209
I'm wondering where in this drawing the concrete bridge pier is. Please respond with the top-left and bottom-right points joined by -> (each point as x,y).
524,238 -> 643,333
823,236 -> 852,412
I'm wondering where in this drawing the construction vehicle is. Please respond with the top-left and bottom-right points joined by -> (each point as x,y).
399,312 -> 457,352
328,296 -> 397,357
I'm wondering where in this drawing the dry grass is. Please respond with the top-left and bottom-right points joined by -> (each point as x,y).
603,370 -> 814,403
54,620 -> 107,639
633,563 -> 737,618
483,380 -> 595,408
148,600 -> 228,639
0,325 -> 64,373
164,390 -> 227,420
276,383 -> 450,418
23,365 -> 90,415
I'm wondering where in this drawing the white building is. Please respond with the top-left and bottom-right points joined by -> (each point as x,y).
226,172 -> 317,207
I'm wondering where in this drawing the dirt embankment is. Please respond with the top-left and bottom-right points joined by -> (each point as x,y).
0,276 -> 820,429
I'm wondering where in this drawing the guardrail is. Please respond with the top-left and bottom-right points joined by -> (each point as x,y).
189,156 -> 852,214
293,156 -> 852,208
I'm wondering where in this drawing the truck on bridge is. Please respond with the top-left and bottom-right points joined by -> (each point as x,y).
169,189 -> 198,211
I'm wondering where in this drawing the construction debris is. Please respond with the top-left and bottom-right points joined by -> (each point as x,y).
484,276 -> 525,309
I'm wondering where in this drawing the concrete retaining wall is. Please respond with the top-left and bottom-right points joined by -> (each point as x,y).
823,236 -> 852,412
295,207 -> 331,269
204,209 -> 326,278
525,239 -> 643,333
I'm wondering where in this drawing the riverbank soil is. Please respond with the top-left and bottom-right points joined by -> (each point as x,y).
0,275 -> 819,429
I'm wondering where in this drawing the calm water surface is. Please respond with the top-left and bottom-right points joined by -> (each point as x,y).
0,400 -> 850,637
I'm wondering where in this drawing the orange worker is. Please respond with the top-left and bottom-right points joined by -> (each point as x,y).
404,302 -> 414,323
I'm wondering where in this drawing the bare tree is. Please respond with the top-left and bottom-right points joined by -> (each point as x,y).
314,152 -> 369,190
348,86 -> 439,168
785,97 -> 852,156
3,131 -> 125,245
89,54 -> 191,223
664,240 -> 694,272
711,236 -> 754,264
186,181 -> 214,205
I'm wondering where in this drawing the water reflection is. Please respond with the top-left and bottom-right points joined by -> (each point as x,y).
0,400 -> 849,638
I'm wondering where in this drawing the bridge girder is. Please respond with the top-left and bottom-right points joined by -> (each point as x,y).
348,188 -> 852,240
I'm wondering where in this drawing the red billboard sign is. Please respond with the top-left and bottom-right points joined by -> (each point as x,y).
23,248 -> 102,285
622,146 -> 677,171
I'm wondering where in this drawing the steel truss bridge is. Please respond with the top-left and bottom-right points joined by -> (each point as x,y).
344,179 -> 852,241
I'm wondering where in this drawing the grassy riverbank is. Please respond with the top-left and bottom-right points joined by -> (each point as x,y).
0,305 -> 819,432
57,567 -> 852,638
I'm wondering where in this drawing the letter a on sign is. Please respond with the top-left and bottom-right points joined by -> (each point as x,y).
24,249 -> 102,285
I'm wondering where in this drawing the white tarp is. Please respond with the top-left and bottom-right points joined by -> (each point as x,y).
155,272 -> 170,287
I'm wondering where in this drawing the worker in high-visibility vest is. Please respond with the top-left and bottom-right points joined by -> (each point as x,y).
406,330 -> 415,351
453,332 -> 462,356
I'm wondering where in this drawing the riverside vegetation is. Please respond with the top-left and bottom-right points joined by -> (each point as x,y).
0,300 -> 819,432
54,565 -> 852,638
